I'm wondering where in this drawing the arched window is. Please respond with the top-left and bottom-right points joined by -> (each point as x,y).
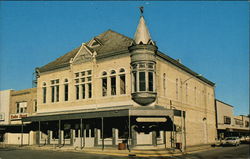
119,68 -> 125,73
102,71 -> 107,96
119,68 -> 126,94
110,70 -> 116,95
111,70 -> 116,75
102,71 -> 107,76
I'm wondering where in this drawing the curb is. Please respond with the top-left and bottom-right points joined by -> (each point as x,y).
0,145 -> 219,157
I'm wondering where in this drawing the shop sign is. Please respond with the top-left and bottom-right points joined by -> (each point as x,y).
136,117 -> 167,122
10,113 -> 28,120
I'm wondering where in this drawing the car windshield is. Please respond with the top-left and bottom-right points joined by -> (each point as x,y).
225,137 -> 236,140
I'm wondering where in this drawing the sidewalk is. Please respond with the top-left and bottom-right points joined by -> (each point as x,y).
0,144 -> 218,157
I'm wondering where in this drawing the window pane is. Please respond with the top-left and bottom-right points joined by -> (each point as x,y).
111,76 -> 116,95
56,85 -> 59,102
88,83 -> 92,98
51,86 -> 55,102
16,103 -> 20,113
76,85 -> 79,100
102,78 -> 107,96
120,75 -> 126,94
87,77 -> 92,81
139,72 -> 146,91
82,84 -> 85,99
43,87 -> 46,103
87,70 -> 92,75
148,72 -> 153,91
64,84 -> 68,101
133,72 -> 137,92
75,73 -> 79,77
81,71 -> 85,76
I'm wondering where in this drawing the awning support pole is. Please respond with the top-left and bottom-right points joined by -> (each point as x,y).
21,121 -> 23,147
128,114 -> 131,152
101,117 -> 104,151
80,118 -> 83,149
59,120 -> 61,146
38,121 -> 41,147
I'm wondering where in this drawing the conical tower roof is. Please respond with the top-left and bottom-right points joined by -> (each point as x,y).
134,16 -> 153,45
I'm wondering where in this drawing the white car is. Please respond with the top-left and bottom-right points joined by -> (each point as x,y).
223,137 -> 240,146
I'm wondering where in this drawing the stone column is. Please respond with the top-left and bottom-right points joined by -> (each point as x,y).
112,128 -> 118,146
47,130 -> 52,145
70,129 -> 75,146
94,128 -> 100,146
131,126 -> 137,146
152,131 -> 157,146
59,130 -> 64,145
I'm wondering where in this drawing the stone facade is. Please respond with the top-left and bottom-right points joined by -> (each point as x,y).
10,88 -> 37,125
25,14 -> 218,148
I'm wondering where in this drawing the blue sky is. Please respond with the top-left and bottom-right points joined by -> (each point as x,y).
0,1 -> 248,115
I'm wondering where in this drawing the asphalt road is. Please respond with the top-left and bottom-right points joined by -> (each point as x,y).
0,144 -> 249,159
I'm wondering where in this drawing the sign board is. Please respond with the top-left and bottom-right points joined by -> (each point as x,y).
136,117 -> 167,122
10,113 -> 28,120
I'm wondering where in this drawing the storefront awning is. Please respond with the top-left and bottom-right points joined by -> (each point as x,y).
22,107 -> 174,122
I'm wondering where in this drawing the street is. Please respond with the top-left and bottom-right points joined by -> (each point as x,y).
0,144 -> 249,159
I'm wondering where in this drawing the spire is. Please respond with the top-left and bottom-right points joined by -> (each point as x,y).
133,7 -> 154,45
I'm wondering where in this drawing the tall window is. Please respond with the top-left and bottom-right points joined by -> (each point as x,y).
133,72 -> 137,92
88,83 -> 92,98
82,84 -> 85,99
102,71 -> 107,96
51,79 -> 59,102
42,82 -> 46,103
148,72 -> 153,91
75,70 -> 92,99
139,72 -> 146,91
176,78 -> 179,100
34,100 -> 37,112
75,85 -> 79,100
119,68 -> 126,94
64,79 -> 69,101
111,70 -> 116,95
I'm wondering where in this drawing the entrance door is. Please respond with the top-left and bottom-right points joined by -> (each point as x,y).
136,132 -> 153,145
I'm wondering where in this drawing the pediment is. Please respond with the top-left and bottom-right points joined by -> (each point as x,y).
72,44 -> 94,64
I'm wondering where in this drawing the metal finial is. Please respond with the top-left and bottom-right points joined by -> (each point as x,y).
139,6 -> 144,16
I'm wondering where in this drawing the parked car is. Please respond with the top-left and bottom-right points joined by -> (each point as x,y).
223,137 -> 240,146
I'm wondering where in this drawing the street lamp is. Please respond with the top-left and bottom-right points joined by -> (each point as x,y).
180,74 -> 202,152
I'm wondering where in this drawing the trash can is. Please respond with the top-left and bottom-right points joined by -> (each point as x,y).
176,143 -> 182,149
118,143 -> 126,150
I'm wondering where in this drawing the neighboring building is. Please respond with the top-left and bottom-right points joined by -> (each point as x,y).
9,88 -> 37,126
22,13 -> 217,149
0,88 -> 37,145
215,99 -> 250,139
0,90 -> 12,142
